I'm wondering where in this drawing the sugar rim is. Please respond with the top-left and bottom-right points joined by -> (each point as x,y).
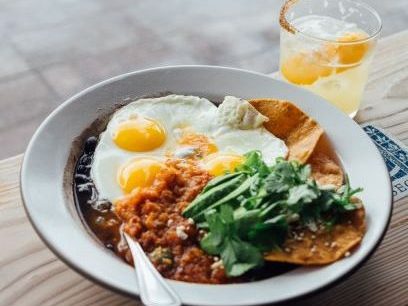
279,0 -> 382,44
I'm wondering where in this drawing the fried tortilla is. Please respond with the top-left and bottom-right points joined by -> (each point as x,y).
250,99 -> 363,264
309,152 -> 344,188
250,98 -> 323,163
308,134 -> 344,188
264,206 -> 365,265
249,98 -> 344,187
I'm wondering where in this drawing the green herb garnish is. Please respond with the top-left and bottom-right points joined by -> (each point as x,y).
200,206 -> 264,276
183,150 -> 362,277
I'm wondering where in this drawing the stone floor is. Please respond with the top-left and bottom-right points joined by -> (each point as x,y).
1,0 -> 407,158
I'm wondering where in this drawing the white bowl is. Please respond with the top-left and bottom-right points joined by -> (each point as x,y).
21,66 -> 392,305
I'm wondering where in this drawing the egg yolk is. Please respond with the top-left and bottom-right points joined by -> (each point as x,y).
117,158 -> 163,194
203,153 -> 245,176
281,32 -> 370,85
178,133 -> 218,158
113,117 -> 166,152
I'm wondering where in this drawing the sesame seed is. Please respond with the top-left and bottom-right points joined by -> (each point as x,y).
167,219 -> 173,226
284,247 -> 291,253
310,245 -> 317,253
299,232 -> 305,237
213,256 -> 219,261
311,235 -> 316,239
330,242 -> 337,248
324,242 -> 330,247
296,236 -> 303,241
187,218 -> 195,225
344,251 -> 351,257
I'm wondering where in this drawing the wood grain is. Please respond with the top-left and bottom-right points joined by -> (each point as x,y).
0,155 -> 137,306
1,31 -> 408,306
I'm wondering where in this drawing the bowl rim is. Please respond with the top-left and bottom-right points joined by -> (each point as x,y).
20,65 -> 393,305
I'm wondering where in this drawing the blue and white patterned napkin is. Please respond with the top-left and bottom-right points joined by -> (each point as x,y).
362,124 -> 408,201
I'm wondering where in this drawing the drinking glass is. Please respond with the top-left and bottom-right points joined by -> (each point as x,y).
279,0 -> 382,117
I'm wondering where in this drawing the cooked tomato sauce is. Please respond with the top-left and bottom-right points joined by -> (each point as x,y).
115,158 -> 229,283
74,136 -> 294,284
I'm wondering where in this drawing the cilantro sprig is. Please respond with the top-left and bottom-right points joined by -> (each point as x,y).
200,206 -> 264,276
183,151 -> 362,277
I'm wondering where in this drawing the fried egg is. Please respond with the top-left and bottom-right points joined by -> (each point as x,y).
91,95 -> 288,204
91,95 -> 217,202
210,125 -> 288,163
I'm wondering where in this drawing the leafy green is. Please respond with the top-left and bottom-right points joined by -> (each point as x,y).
200,206 -> 264,277
264,158 -> 311,193
183,150 -> 363,277
223,238 -> 263,277
202,172 -> 242,192
183,174 -> 245,218
193,175 -> 255,221
248,214 -> 288,251
287,184 -> 319,205
236,150 -> 270,177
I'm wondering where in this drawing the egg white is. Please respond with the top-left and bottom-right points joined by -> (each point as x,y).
91,94 -> 217,202
211,96 -> 288,164
211,126 -> 288,165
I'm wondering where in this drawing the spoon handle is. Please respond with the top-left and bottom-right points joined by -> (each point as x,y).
125,234 -> 181,306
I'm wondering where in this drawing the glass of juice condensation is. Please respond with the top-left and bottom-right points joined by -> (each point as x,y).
279,0 -> 382,117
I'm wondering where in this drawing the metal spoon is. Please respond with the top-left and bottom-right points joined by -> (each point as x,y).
124,233 -> 181,306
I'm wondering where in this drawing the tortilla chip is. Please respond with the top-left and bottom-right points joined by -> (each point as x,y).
249,98 -> 323,163
309,153 -> 344,188
249,98 -> 361,265
264,206 -> 365,265
308,134 -> 344,188
249,98 -> 344,187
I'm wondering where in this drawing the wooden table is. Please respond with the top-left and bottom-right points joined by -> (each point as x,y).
1,31 -> 408,306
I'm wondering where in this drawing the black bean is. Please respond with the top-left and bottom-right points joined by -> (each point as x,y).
84,136 -> 98,154
79,154 -> 92,165
76,164 -> 87,174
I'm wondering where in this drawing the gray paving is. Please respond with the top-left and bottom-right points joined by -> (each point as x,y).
0,0 -> 407,158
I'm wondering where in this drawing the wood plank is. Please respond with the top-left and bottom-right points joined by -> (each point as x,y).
1,30 -> 408,306
0,155 -> 138,306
